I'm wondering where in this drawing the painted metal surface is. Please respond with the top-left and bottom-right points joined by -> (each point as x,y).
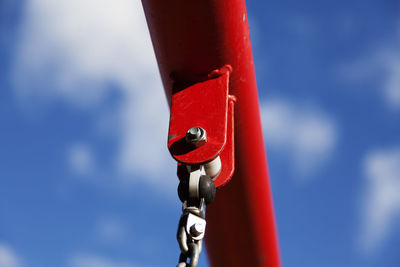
168,65 -> 231,165
141,0 -> 281,266
168,65 -> 236,188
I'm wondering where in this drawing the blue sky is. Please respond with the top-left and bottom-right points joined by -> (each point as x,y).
1,0 -> 400,266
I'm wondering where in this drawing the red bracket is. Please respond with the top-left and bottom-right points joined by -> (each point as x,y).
168,65 -> 236,187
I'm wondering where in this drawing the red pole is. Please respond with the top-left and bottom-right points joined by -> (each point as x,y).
141,0 -> 281,266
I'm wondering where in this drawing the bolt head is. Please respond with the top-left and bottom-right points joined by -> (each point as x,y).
190,223 -> 205,237
185,127 -> 207,146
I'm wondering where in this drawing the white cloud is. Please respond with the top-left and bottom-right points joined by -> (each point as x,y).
69,254 -> 137,267
0,243 -> 22,267
359,147 -> 400,252
12,0 -> 175,189
337,26 -> 400,110
260,98 -> 337,178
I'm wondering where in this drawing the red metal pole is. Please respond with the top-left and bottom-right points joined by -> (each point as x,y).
141,0 -> 281,266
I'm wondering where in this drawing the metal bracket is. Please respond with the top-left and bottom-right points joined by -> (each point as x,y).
168,65 -> 236,187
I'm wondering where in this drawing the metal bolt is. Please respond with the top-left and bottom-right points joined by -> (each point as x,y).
185,127 -> 207,146
190,223 -> 205,237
